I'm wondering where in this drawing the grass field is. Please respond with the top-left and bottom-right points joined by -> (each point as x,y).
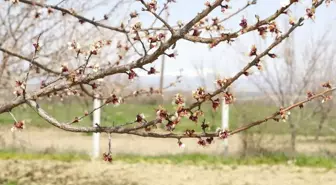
1,100 -> 336,136
0,150 -> 335,168
1,101 -> 336,185
1,151 -> 336,185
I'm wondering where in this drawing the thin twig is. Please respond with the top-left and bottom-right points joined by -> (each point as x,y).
136,31 -> 147,56
8,111 -> 18,123
26,85 -> 335,139
108,133 -> 112,155
19,0 -> 127,33
0,47 -> 60,74
23,33 -> 43,99
55,0 -> 68,7
139,0 -> 174,34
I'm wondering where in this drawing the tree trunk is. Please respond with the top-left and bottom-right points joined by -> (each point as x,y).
241,132 -> 248,156
288,118 -> 296,153
315,117 -> 327,141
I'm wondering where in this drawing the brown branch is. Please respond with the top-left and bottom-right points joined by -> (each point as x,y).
220,1 -> 255,23
74,79 -> 181,124
148,0 -> 170,28
140,0 -> 326,133
196,0 -> 255,32
229,87 -> 335,135
139,0 -> 174,33
125,31 -> 144,56
18,0 -> 127,33
2,1 -> 328,142
186,16 -> 307,113
0,47 -> 60,75
183,1 -> 294,44
0,0 -> 225,114
26,99 -> 161,133
0,54 -> 9,83
136,31 -> 148,56
23,33 -> 43,99
180,0 -> 225,35
0,34 -> 178,113
26,86 -> 335,139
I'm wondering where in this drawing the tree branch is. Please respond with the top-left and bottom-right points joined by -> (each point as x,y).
26,86 -> 335,139
0,0 -> 226,114
18,0 -> 127,33
183,1 -> 294,44
0,47 -> 60,75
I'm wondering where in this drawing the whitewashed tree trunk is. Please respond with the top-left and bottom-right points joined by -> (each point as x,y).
92,95 -> 101,159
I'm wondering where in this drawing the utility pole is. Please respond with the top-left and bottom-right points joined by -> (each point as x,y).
159,8 -> 169,102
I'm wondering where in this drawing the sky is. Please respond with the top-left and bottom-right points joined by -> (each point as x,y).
139,0 -> 335,92
49,0 -> 336,92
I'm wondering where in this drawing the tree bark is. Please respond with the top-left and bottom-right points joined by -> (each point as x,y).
288,118 -> 296,153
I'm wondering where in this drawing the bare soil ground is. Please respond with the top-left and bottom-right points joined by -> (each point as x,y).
0,159 -> 336,185
0,127 -> 335,156
1,127 -> 336,185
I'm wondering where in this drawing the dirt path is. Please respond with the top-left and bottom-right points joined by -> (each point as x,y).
0,127 -> 335,156
0,160 -> 335,185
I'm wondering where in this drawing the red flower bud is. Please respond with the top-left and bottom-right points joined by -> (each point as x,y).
239,18 -> 247,29
103,153 -> 112,162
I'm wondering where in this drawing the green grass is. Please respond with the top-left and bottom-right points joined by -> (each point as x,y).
114,153 -> 336,168
0,150 -> 335,169
0,149 -> 90,162
3,181 -> 17,185
1,100 -> 336,136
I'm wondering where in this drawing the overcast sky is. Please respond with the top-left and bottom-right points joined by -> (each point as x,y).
74,0 -> 336,92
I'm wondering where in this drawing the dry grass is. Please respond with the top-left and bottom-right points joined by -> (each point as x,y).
1,126 -> 336,185
0,126 -> 335,156
0,160 -> 336,185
